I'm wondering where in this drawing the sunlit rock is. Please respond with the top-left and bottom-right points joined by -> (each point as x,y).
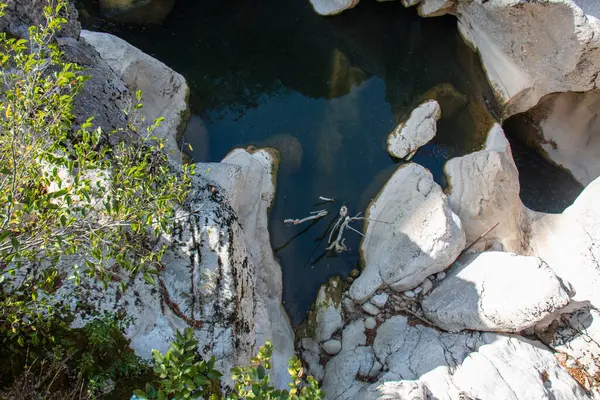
325,315 -> 591,399
387,100 -> 441,160
422,252 -> 571,332
349,163 -> 465,303
445,123 -> 529,253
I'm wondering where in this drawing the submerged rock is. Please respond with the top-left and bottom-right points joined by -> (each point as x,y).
257,134 -> 303,173
422,252 -> 571,332
81,30 -> 190,163
418,83 -> 468,119
349,163 -> 465,303
387,100 -> 441,160
98,0 -> 176,24
309,0 -> 360,16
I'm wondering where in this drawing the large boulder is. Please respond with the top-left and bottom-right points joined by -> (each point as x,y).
349,163 -> 465,303
445,123 -> 529,254
387,100 -> 441,160
309,0 -> 360,16
456,0 -> 600,118
81,30 -> 190,163
530,175 -> 600,310
422,252 -> 571,332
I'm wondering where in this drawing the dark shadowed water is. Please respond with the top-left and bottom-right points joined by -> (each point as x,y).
80,0 -> 583,324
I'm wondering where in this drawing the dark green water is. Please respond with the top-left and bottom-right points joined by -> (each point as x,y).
80,0 -> 583,324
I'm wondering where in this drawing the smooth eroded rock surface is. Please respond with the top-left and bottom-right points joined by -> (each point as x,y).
387,100 -> 441,159
445,123 -> 529,253
81,30 -> 189,163
422,252 -> 571,332
350,163 -> 465,302
456,0 -> 600,118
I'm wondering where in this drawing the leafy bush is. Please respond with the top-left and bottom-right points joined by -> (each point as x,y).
0,0 -> 190,394
137,328 -> 324,400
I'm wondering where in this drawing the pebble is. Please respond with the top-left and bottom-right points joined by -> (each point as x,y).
350,269 -> 360,278
436,272 -> 447,281
343,297 -> 358,314
364,317 -> 377,330
362,302 -> 380,315
413,287 -> 423,294
370,293 -> 389,308
346,276 -> 354,284
404,290 -> 416,298
420,278 -> 433,296
322,339 -> 342,355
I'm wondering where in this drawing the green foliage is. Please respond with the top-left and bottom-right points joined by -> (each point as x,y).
229,342 -> 323,400
0,0 -> 191,395
137,329 -> 324,400
134,328 -> 222,400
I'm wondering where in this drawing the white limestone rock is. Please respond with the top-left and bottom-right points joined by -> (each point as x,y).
301,338 -> 325,381
420,278 -> 433,296
81,30 -> 189,163
456,0 -> 600,118
313,277 -> 344,342
530,175 -> 600,310
309,0 -> 360,16
219,148 -> 295,389
371,293 -> 389,308
349,163 -> 465,302
362,302 -> 380,316
364,317 -> 377,330
358,380 -> 428,400
322,346 -> 376,399
422,252 -> 571,332
342,319 -> 367,351
418,0 -> 454,17
323,339 -> 343,355
445,123 -> 529,253
387,100 -> 441,159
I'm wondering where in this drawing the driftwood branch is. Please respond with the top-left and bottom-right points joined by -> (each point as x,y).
318,196 -> 335,203
284,210 -> 328,226
463,222 -> 500,253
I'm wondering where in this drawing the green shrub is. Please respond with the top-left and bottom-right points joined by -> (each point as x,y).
0,0 -> 191,394
136,328 -> 324,400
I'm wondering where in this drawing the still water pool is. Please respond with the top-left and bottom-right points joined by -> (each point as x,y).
81,0 -> 583,324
